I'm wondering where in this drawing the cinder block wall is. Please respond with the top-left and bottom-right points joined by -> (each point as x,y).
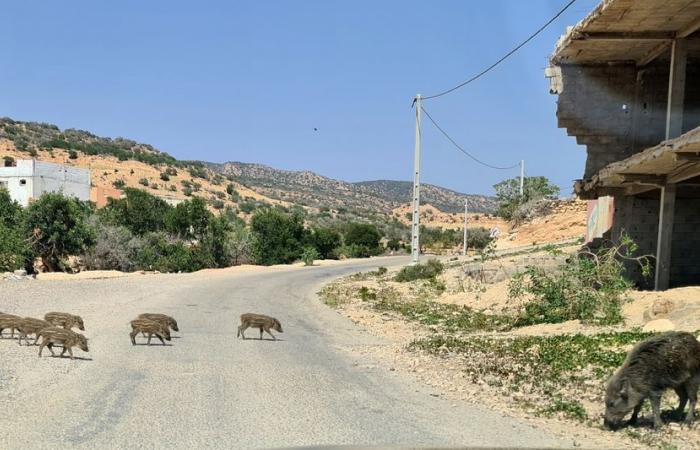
670,198 -> 700,286
608,196 -> 700,288
608,196 -> 658,289
557,61 -> 700,179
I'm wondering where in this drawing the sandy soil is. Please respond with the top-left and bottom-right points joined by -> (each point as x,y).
322,254 -> 700,450
0,139 -> 289,217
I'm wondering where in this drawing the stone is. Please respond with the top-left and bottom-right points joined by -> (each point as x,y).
642,318 -> 675,332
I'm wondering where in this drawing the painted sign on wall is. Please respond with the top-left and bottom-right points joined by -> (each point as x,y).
586,196 -> 615,243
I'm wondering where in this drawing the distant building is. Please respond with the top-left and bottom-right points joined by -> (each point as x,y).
0,159 -> 90,207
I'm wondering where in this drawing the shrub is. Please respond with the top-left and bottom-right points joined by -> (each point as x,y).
169,185 -> 177,192
215,191 -> 226,200
112,179 -> 126,189
102,188 -> 171,236
306,227 -> 341,259
211,199 -> 224,210
395,259 -> 444,282
344,223 -> 381,255
180,180 -> 191,188
165,196 -> 211,240
509,235 -> 651,326
466,227 -> 493,251
68,149 -> 78,159
223,223 -> 254,266
136,232 -> 207,273
494,176 -> 559,220
138,178 -> 149,186
386,238 -> 401,251
0,223 -> 30,272
301,246 -> 319,266
183,186 -> 193,196
160,172 -> 170,181
189,165 -> 208,180
24,193 -> 95,271
192,182 -> 202,192
250,209 -> 305,265
0,187 -> 24,229
239,201 -> 256,214
82,218 -> 142,272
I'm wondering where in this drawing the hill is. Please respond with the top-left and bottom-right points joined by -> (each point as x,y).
215,161 -> 497,214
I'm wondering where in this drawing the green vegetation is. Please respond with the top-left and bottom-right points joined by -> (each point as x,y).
305,227 -> 341,259
138,178 -> 149,186
494,175 -> 559,220
395,259 -> 443,282
0,189 -> 30,271
24,193 -> 95,272
509,235 -> 651,326
420,226 -> 492,251
410,331 -> 653,421
301,247 -> 319,266
250,209 -> 306,265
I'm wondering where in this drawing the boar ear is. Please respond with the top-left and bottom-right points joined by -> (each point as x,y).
620,378 -> 630,398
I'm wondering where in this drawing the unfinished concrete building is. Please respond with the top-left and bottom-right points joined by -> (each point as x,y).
547,0 -> 700,290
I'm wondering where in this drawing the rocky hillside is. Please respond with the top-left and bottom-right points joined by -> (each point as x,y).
0,118 -> 497,220
215,162 -> 497,214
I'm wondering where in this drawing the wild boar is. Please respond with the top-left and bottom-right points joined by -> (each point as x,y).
17,317 -> 52,346
237,313 -> 283,340
604,331 -> 700,430
37,327 -> 89,360
44,312 -> 85,331
0,314 -> 22,339
137,313 -> 179,332
130,319 -> 171,346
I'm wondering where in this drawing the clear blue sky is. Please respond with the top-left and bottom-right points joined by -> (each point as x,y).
2,0 -> 597,196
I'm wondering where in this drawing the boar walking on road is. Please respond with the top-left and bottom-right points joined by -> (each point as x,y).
37,327 -> 89,360
0,314 -> 23,339
17,318 -> 52,346
44,312 -> 85,331
604,331 -> 700,430
237,313 -> 283,340
137,313 -> 179,332
130,319 -> 171,346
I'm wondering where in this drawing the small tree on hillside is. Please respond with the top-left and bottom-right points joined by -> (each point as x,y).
493,176 -> 559,220
101,188 -> 171,235
344,223 -> 382,257
306,227 -> 341,260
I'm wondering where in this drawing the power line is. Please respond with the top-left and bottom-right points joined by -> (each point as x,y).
420,105 -> 519,170
421,0 -> 578,100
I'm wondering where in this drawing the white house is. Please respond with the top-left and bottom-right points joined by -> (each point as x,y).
0,159 -> 90,207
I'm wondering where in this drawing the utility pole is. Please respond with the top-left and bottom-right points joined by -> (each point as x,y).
462,198 -> 468,256
519,159 -> 525,198
410,94 -> 422,265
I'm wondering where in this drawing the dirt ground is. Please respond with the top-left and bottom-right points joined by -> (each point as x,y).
322,254 -> 700,450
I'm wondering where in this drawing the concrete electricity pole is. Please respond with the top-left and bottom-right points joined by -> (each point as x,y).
411,94 -> 422,265
519,159 -> 525,198
462,198 -> 468,256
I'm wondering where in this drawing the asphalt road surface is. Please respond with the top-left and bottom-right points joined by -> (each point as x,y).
0,257 -> 571,449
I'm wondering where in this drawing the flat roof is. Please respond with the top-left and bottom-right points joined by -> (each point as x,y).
575,125 -> 700,198
551,0 -> 700,65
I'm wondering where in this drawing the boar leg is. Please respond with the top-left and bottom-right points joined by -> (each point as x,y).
259,327 -> 264,340
38,339 -> 46,357
238,324 -> 247,339
67,347 -> 74,360
156,333 -> 165,345
684,376 -> 699,425
674,386 -> 688,420
650,393 -> 663,429
146,333 -> 153,345
264,328 -> 277,341
129,329 -> 138,346
629,403 -> 642,425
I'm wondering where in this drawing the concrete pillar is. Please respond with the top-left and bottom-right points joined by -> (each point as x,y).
655,183 -> 676,290
665,39 -> 687,139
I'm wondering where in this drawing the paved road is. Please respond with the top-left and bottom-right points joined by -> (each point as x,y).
0,258 -> 571,449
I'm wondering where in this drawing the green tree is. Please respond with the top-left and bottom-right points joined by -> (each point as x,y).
102,188 -> 171,235
344,223 -> 382,255
306,227 -> 341,259
24,193 -> 95,271
0,188 -> 30,271
494,176 -> 560,220
250,209 -> 305,265
166,197 -> 212,240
